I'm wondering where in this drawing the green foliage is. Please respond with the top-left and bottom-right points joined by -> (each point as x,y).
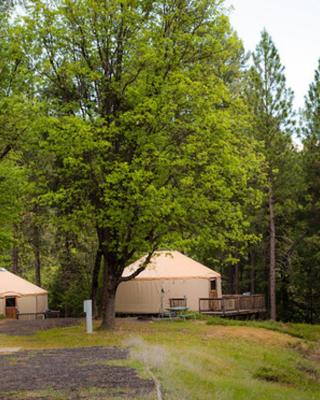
0,158 -> 27,253
303,58 -> 320,140
20,0 -> 265,309
0,4 -> 36,264
248,30 -> 295,131
0,1 -> 318,326
48,268 -> 90,317
242,30 -> 303,320
289,59 -> 320,323
246,30 -> 298,193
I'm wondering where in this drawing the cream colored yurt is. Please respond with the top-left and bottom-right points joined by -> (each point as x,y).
115,251 -> 222,314
0,268 -> 48,319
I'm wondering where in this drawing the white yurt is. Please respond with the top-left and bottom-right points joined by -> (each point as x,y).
115,251 -> 222,314
0,268 -> 48,318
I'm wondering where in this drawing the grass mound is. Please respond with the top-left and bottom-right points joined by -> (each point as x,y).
207,317 -> 320,341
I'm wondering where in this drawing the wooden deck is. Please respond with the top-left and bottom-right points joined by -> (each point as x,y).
199,294 -> 266,316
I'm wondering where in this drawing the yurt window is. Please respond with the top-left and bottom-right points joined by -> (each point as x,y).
210,279 -> 216,291
6,297 -> 16,307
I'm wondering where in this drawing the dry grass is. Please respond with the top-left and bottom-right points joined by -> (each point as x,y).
1,318 -> 320,400
205,325 -> 299,346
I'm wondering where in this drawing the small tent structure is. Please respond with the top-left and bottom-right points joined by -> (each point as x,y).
0,268 -> 48,319
115,251 -> 222,314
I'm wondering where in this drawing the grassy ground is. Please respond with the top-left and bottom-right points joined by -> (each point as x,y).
1,318 -> 320,400
207,317 -> 320,341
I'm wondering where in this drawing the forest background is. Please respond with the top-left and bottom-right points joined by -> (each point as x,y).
0,0 -> 319,328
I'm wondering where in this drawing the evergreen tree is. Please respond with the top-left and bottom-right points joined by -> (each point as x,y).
295,59 -> 320,322
246,30 -> 298,320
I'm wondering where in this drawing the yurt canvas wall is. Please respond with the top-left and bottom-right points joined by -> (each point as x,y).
115,251 -> 222,314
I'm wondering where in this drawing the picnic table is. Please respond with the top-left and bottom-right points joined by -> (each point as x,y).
166,306 -> 190,319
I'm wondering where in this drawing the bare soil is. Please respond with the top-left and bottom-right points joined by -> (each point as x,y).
0,347 -> 154,399
0,318 -> 80,336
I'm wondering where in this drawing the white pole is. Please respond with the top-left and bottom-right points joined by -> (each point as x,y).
83,300 -> 93,334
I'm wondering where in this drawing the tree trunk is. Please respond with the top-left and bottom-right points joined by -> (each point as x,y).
100,288 -> 117,329
12,245 -> 19,274
279,254 -> 290,321
100,255 -> 119,330
12,225 -> 19,274
268,185 -> 277,320
250,249 -> 256,294
33,224 -> 41,287
234,263 -> 240,294
91,248 -> 102,318
228,265 -> 233,293
307,265 -> 314,324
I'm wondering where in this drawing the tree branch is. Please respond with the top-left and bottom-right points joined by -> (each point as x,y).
120,246 -> 157,282
0,144 -> 12,160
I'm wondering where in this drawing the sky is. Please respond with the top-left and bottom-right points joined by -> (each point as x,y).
224,0 -> 320,110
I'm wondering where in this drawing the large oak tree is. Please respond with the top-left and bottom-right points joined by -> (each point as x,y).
21,0 -> 263,328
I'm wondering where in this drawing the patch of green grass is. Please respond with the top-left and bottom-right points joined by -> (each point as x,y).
1,319 -> 320,399
152,327 -> 320,400
207,317 -> 320,341
253,365 -> 304,385
0,322 -> 122,349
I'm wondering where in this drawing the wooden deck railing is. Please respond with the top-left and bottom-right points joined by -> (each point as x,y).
169,298 -> 187,308
17,312 -> 45,320
199,294 -> 266,315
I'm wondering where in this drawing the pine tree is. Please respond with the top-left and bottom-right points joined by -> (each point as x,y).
296,59 -> 320,322
246,30 -> 297,320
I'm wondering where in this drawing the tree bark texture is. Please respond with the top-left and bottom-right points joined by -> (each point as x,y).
98,237 -> 156,329
250,249 -> 256,294
91,247 -> 102,318
268,185 -> 277,320
100,255 -> 119,330
33,224 -> 41,287
234,263 -> 240,294
12,246 -> 19,274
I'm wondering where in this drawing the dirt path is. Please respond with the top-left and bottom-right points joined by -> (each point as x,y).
0,346 -> 154,399
0,318 -> 80,336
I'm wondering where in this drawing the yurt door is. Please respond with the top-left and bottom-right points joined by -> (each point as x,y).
209,279 -> 218,298
5,297 -> 17,319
